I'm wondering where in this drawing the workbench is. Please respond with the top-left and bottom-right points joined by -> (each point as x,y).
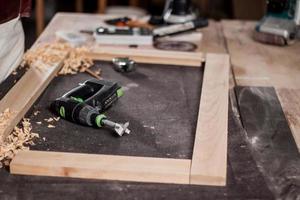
0,13 -> 300,199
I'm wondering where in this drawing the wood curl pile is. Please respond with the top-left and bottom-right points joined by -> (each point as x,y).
0,109 -> 39,168
21,42 -> 94,75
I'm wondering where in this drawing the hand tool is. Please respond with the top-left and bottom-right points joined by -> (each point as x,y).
153,18 -> 208,38
51,79 -> 130,136
94,26 -> 153,45
163,0 -> 197,24
112,57 -> 136,73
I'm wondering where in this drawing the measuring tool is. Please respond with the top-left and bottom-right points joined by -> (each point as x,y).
51,79 -> 130,136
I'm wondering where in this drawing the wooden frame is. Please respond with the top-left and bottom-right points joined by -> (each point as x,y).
5,51 -> 229,186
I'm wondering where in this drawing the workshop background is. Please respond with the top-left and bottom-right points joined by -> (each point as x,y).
23,0 -> 266,49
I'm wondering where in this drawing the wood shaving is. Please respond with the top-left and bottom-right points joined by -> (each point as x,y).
95,69 -> 102,75
47,124 -> 55,128
0,118 -> 39,168
33,111 -> 40,116
36,122 -> 42,125
0,108 -> 16,132
21,42 -> 70,70
59,46 -> 94,75
44,118 -> 54,122
21,42 -> 94,76
53,117 -> 60,121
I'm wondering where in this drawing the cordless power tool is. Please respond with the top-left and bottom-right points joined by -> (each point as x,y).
255,0 -> 300,45
51,79 -> 130,136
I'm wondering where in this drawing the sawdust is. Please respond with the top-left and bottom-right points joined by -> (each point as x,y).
43,117 -> 60,128
33,111 -> 40,116
0,111 -> 39,168
0,108 -> 15,132
21,42 -> 94,75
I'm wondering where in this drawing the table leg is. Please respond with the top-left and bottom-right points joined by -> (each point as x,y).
98,0 -> 107,13
36,0 -> 45,36
76,0 -> 84,12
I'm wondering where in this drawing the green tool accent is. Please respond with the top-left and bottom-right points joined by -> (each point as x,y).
71,96 -> 84,103
95,114 -> 107,127
116,88 -> 124,98
59,106 -> 65,118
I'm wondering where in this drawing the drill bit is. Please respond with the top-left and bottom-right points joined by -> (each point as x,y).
101,119 -> 131,136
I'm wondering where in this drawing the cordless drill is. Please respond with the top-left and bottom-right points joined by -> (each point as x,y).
51,79 -> 130,136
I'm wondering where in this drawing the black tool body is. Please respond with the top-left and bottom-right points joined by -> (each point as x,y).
51,79 -> 123,127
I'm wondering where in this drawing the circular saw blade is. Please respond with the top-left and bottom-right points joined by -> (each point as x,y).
154,41 -> 197,52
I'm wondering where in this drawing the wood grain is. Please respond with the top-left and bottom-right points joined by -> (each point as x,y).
10,150 -> 191,184
190,53 -> 229,186
276,88 -> 300,152
0,56 -> 67,142
89,47 -> 204,67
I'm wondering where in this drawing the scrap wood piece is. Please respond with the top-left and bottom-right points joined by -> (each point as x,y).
0,48 -> 68,142
10,150 -> 191,184
89,46 -> 204,67
190,53 -> 229,186
0,118 -> 39,168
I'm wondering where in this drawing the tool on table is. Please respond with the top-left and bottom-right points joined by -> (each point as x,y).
149,0 -> 200,25
55,31 -> 87,47
93,26 -> 153,45
51,79 -> 130,136
163,0 -> 197,24
153,18 -> 208,38
112,57 -> 136,73
154,40 -> 197,51
255,0 -> 300,46
105,17 -> 154,29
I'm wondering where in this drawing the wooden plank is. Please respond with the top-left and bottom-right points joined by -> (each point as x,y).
0,56 -> 67,142
190,53 -> 229,186
10,150 -> 191,184
89,47 -> 204,67
276,88 -> 300,152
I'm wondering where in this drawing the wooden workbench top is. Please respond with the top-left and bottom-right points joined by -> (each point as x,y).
1,13 -> 300,199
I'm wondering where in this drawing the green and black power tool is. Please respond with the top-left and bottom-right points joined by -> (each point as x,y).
51,79 -> 130,136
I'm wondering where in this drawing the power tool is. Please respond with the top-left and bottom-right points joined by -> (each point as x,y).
255,0 -> 300,45
163,0 -> 197,24
51,79 -> 130,136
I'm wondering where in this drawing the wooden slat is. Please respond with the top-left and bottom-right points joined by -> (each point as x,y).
89,47 -> 204,67
190,53 -> 229,186
0,58 -> 67,142
10,150 -> 191,184
276,88 -> 300,152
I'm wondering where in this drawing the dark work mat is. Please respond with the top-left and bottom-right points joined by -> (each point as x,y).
28,61 -> 203,159
235,86 -> 300,199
